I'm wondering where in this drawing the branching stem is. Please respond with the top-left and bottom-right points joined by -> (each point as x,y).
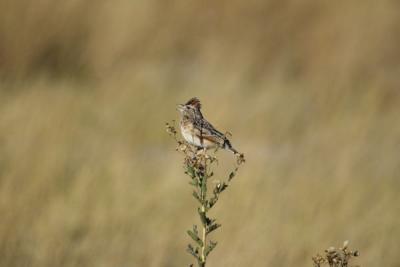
166,121 -> 245,267
200,158 -> 207,266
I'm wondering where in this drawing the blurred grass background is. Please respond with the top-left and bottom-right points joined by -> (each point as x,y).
0,0 -> 399,266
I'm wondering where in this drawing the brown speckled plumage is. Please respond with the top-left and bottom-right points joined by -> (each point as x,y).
177,97 -> 239,154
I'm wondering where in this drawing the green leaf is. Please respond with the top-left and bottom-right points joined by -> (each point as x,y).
207,217 -> 216,226
192,191 -> 202,204
192,225 -> 198,235
189,179 -> 198,186
201,176 -> 207,196
198,208 -> 208,226
208,196 -> 218,210
207,223 -> 221,234
187,230 -> 203,247
214,182 -> 228,194
228,171 -> 236,181
186,244 -> 200,260
228,167 -> 239,181
186,166 -> 196,178
204,241 -> 218,256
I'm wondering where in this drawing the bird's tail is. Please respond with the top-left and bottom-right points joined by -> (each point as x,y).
223,138 -> 239,155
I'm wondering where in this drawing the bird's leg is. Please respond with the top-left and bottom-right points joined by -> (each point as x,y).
195,147 -> 207,157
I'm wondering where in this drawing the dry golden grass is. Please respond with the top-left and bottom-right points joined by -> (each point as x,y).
0,0 -> 399,266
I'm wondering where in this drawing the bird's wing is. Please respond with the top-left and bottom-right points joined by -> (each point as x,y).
196,119 -> 227,145
196,119 -> 225,137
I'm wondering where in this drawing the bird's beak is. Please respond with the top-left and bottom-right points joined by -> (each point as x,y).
176,104 -> 184,112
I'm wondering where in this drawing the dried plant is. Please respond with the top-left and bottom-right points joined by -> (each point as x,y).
166,121 -> 245,267
312,240 -> 360,267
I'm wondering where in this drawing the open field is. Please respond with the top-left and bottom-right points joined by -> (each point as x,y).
0,1 -> 399,266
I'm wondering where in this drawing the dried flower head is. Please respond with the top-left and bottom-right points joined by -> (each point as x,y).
312,240 -> 359,267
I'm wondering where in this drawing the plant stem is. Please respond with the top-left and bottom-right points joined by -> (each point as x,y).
200,205 -> 206,266
200,157 -> 207,267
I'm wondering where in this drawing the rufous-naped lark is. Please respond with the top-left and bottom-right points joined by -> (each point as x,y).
177,97 -> 240,155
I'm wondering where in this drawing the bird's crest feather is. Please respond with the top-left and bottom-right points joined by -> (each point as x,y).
185,97 -> 201,109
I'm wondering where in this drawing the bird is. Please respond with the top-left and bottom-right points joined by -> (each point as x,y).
176,97 -> 240,155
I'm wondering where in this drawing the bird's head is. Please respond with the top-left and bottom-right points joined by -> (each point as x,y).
177,97 -> 202,119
